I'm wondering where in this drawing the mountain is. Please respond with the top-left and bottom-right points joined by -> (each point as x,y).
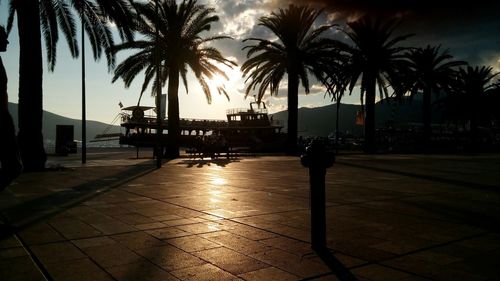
7,102 -> 121,143
7,93 -> 444,142
270,96 -> 445,137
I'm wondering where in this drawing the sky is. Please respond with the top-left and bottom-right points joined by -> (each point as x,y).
1,0 -> 499,125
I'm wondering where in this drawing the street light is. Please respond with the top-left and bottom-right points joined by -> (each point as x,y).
81,1 -> 86,164
154,0 -> 162,168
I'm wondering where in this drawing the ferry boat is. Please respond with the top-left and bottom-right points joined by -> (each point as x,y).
118,101 -> 286,152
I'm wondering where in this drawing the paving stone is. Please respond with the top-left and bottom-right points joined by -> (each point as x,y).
31,241 -> 86,264
0,235 -> 20,249
352,264 -> 419,281
147,227 -> 191,239
48,218 -> 103,240
112,213 -> 156,225
17,222 -> 66,245
224,223 -> 276,241
151,214 -> 183,222
167,235 -> 221,252
88,219 -> 137,234
0,256 -> 45,281
446,250 -> 500,280
304,251 -> 368,271
381,255 -> 487,281
133,222 -> 169,230
194,247 -> 269,275
106,261 -> 178,281
176,222 -> 222,234
45,258 -> 114,281
197,214 -> 224,221
111,231 -> 166,250
250,248 -> 330,278
135,244 -> 206,271
202,231 -> 271,255
163,218 -> 203,227
371,238 -> 437,255
72,236 -> 117,249
92,205 -> 131,216
81,243 -> 143,268
171,263 -> 240,281
0,247 -> 28,259
410,249 -> 464,265
238,266 -> 298,281
260,236 -> 312,256
456,234 -> 500,251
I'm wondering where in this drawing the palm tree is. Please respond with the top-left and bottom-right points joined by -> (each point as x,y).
321,54 -> 351,154
445,66 -> 499,147
111,0 -> 236,158
336,16 -> 412,153
6,0 -> 135,171
405,45 -> 465,147
241,4 -> 336,154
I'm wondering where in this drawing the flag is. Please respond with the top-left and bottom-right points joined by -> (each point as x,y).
118,101 -> 123,108
355,110 -> 364,126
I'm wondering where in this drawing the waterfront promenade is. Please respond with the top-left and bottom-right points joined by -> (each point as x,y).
1,150 -> 499,280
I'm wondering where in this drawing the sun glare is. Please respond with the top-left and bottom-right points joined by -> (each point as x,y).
207,59 -> 243,92
210,177 -> 227,186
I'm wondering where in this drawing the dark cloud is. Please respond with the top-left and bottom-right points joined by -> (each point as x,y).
206,0 -> 499,70
286,0 -> 500,19
271,0 -> 500,65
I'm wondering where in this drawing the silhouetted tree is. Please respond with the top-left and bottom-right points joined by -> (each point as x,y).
321,54 -> 351,154
7,0 -> 135,171
405,45 -> 465,147
444,66 -> 499,146
335,16 -> 411,153
241,4 -> 336,154
111,0 -> 236,158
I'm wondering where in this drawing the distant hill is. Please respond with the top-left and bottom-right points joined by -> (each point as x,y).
270,95 -> 445,137
8,102 -> 121,144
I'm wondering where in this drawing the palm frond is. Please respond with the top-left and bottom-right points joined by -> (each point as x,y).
40,0 -> 59,71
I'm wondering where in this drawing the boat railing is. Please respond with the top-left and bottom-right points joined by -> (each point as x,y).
180,118 -> 226,128
226,108 -> 268,115
121,113 -> 159,124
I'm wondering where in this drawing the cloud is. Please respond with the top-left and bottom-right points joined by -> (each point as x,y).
202,0 -> 499,110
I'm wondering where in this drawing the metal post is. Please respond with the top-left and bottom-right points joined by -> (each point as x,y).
81,1 -> 86,164
301,139 -> 335,250
154,0 -> 162,168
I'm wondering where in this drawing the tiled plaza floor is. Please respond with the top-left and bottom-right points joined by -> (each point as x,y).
1,152 -> 499,280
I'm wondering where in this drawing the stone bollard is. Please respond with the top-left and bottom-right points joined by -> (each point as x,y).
301,139 -> 335,250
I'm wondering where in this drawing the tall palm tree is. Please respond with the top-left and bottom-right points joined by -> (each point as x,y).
241,4 -> 336,154
405,45 -> 465,147
445,66 -> 499,146
111,0 -> 236,158
6,0 -> 135,171
336,16 -> 412,153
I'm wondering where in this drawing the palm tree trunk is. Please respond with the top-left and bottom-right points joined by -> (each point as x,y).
287,66 -> 299,155
17,0 -> 47,171
364,75 -> 376,153
422,86 -> 432,149
166,61 -> 180,158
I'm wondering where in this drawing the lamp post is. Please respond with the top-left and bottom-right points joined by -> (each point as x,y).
155,0 -> 162,168
81,1 -> 86,164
